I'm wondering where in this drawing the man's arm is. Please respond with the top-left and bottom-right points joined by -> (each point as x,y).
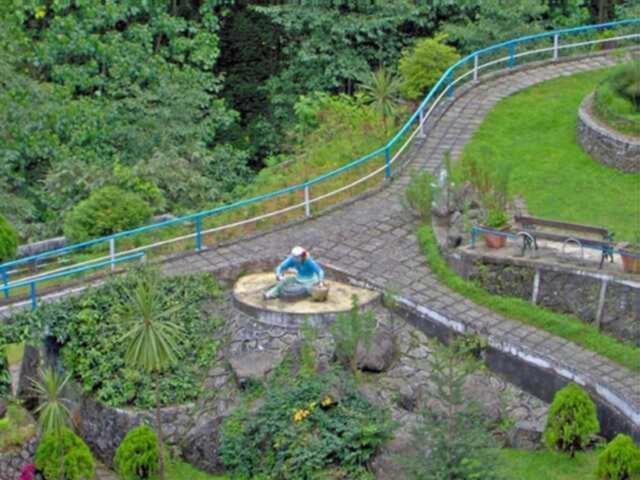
276,256 -> 294,279
310,258 -> 324,281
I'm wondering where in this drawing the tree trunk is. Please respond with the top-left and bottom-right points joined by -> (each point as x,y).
156,376 -> 166,480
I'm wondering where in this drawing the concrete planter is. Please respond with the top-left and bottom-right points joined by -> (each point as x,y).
620,249 -> 640,274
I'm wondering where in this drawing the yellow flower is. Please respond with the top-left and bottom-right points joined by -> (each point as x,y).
293,408 -> 311,422
321,395 -> 334,407
35,7 -> 46,19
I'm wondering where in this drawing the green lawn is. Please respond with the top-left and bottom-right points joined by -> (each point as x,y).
498,448 -> 599,480
168,461 -> 229,480
458,67 -> 639,242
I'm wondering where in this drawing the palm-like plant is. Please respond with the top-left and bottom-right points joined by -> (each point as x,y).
30,367 -> 72,434
358,68 -> 402,136
120,272 -> 184,480
31,367 -> 73,480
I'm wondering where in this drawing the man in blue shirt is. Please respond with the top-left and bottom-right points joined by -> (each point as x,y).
264,246 -> 325,300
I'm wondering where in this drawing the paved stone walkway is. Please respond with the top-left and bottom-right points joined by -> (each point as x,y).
160,54 -> 639,424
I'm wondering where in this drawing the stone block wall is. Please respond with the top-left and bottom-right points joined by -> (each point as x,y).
448,250 -> 640,346
0,436 -> 37,480
577,94 -> 639,173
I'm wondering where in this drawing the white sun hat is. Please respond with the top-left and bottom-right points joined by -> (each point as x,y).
291,246 -> 306,257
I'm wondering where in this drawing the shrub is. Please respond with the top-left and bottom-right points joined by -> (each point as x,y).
35,428 -> 95,480
331,296 -> 376,374
0,404 -> 36,451
596,434 -> 640,480
63,186 -> 153,242
0,214 -> 18,262
114,425 -> 159,480
544,383 -> 600,456
399,35 -> 460,101
404,170 -> 434,221
220,372 -> 393,479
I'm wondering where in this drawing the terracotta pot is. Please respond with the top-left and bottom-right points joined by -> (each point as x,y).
483,227 -> 508,249
620,250 -> 640,274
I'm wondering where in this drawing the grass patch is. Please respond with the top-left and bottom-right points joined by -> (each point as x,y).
4,342 -> 23,366
497,448 -> 599,480
168,461 -> 229,480
0,403 -> 36,451
457,67 -> 639,241
417,224 -> 640,372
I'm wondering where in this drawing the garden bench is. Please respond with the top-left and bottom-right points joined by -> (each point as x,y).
513,215 -> 615,268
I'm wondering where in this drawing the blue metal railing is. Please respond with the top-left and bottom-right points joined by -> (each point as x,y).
1,252 -> 145,310
1,19 -> 638,307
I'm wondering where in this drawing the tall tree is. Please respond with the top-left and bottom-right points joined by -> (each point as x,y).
121,271 -> 184,480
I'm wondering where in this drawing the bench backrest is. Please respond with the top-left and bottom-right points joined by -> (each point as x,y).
514,215 -> 611,240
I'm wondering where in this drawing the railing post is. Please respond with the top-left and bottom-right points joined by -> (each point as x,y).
195,217 -> 203,251
553,34 -> 559,60
304,184 -> 311,218
473,54 -> 479,82
417,109 -> 426,138
30,282 -> 37,311
470,227 -> 478,249
1,267 -> 8,299
109,238 -> 116,272
446,71 -> 454,98
508,43 -> 516,68
384,147 -> 392,178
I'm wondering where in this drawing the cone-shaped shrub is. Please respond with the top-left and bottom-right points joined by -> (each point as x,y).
35,428 -> 95,480
544,383 -> 600,457
114,424 -> 159,480
596,434 -> 640,480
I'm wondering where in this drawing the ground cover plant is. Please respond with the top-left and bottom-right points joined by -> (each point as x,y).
456,67 -> 640,241
2,269 -> 224,409
220,367 -> 393,479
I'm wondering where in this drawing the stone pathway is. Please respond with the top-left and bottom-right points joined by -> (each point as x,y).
159,54 -> 639,426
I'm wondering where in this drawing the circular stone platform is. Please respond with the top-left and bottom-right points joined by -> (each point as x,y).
232,273 -> 381,329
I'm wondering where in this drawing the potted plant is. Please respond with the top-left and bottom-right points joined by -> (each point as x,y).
619,232 -> 640,274
482,209 -> 510,249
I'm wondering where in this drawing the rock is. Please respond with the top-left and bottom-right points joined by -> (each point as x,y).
447,211 -> 464,248
228,351 -> 281,387
182,415 -> 226,475
462,375 -> 504,424
17,345 -> 40,410
356,331 -> 396,373
371,425 -> 414,479
507,420 -> 544,450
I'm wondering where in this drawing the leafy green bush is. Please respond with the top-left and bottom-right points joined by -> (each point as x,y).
63,186 -> 153,242
544,383 -> 600,457
0,404 -> 36,451
220,372 -> 393,479
399,35 -> 460,101
35,428 -> 95,480
404,170 -> 434,221
4,269 -> 223,409
114,425 -> 159,480
0,214 -> 18,262
596,434 -> 640,480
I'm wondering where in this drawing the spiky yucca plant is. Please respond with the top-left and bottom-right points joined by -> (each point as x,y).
120,272 -> 184,480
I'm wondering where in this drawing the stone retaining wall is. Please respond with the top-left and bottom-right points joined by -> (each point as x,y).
446,249 -> 640,346
577,94 -> 639,173
0,436 -> 37,480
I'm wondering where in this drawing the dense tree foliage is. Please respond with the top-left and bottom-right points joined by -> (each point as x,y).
0,1 -> 248,240
0,0 -> 631,243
